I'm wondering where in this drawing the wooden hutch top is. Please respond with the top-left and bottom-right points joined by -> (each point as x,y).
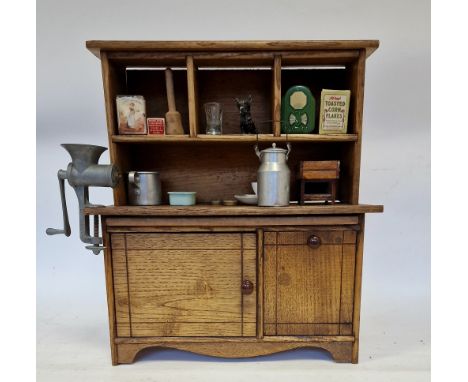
86,40 -> 382,215
87,40 -> 380,58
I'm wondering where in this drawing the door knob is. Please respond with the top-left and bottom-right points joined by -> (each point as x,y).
241,279 -> 254,294
307,235 -> 321,249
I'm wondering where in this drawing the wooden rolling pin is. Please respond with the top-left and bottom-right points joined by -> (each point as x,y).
165,68 -> 184,135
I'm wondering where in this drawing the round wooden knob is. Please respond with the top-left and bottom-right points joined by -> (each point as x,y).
307,235 -> 321,249
241,279 -> 254,294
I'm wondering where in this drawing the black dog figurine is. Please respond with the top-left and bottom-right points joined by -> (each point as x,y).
235,95 -> 257,134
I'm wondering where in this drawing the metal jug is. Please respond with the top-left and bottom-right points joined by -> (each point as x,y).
254,143 -> 291,206
127,171 -> 162,205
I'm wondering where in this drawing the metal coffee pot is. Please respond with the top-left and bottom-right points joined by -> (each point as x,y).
254,143 -> 291,206
127,171 -> 162,205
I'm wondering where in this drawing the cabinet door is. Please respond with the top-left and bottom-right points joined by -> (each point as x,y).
111,232 -> 256,337
264,229 -> 356,336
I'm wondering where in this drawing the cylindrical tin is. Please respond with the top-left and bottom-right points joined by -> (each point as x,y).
127,171 -> 162,205
255,143 -> 291,207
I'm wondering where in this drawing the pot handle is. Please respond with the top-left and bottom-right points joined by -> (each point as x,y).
254,144 -> 261,160
128,171 -> 140,187
286,142 -> 292,160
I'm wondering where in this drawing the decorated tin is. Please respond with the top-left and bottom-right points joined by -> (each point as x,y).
281,85 -> 316,134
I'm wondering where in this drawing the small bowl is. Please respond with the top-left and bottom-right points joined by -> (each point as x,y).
222,199 -> 238,206
168,192 -> 196,206
234,194 -> 258,205
251,182 -> 258,195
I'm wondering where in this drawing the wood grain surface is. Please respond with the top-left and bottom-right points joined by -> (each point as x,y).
114,339 -> 354,364
264,229 -> 356,336
85,204 -> 383,216
89,39 -> 382,365
111,232 -> 256,337
86,40 -> 379,58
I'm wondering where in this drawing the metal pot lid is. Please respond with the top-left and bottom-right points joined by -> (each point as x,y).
259,143 -> 288,154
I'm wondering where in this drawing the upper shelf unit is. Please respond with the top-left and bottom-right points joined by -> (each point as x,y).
89,40 -> 377,143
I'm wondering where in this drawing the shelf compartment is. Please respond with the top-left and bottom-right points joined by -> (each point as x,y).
281,65 -> 353,134
108,142 -> 355,204
111,133 -> 358,144
194,66 -> 273,135
125,67 -> 190,135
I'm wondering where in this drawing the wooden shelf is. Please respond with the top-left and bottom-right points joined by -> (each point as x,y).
84,204 -> 383,217
111,134 -> 358,144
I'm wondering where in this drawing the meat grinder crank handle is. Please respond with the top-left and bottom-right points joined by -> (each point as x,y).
46,169 -> 71,237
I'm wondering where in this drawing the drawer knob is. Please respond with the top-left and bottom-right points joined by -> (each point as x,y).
241,279 -> 254,294
308,235 -> 321,249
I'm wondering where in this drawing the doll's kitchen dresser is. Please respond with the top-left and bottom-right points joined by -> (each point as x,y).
84,40 -> 383,365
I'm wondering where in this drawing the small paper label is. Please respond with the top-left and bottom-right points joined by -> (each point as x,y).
147,118 -> 165,135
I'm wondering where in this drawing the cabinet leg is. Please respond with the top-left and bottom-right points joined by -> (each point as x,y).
116,343 -> 144,365
352,340 -> 359,363
325,342 -> 354,363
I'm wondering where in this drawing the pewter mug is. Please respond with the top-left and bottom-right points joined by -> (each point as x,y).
255,143 -> 291,207
127,171 -> 162,205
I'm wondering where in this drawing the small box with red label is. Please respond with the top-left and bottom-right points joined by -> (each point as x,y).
147,118 -> 166,135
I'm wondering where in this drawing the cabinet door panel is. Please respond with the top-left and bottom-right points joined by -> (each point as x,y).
264,229 -> 356,336
112,232 -> 256,337
276,244 -> 343,324
128,249 -> 242,323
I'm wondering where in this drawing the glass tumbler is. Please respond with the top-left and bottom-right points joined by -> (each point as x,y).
204,102 -> 223,135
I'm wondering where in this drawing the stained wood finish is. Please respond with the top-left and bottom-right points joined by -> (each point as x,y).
344,49 -> 366,203
111,133 -> 358,143
264,229 -> 356,336
101,219 -> 119,365
100,52 -> 128,205
85,204 -> 383,216
186,55 -> 198,137
256,229 -> 264,339
86,40 -> 380,58
352,215 -> 366,363
86,40 -> 382,365
111,232 -> 256,337
115,339 -> 354,363
273,55 -> 281,136
112,248 -> 131,336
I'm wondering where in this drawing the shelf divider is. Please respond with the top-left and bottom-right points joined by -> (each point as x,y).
273,55 -> 282,137
186,55 -> 198,137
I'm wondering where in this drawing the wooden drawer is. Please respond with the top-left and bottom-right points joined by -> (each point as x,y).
265,229 -> 356,245
264,228 -> 356,336
112,233 -> 255,250
111,232 -> 256,337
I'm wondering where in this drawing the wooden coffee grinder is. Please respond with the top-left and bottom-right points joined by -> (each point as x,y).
297,160 -> 340,204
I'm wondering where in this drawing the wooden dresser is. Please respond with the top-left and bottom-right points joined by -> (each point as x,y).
85,40 -> 383,365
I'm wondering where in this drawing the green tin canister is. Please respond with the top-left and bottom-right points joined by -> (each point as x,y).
281,85 -> 316,134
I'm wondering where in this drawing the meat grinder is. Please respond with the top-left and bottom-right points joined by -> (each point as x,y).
46,144 -> 120,254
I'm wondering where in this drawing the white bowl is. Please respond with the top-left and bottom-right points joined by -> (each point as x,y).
234,194 -> 258,205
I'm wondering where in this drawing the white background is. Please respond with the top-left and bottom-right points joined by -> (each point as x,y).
36,0 -> 430,381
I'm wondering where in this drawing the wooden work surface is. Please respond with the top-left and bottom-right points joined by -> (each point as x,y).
86,40 -> 379,58
84,204 -> 383,216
